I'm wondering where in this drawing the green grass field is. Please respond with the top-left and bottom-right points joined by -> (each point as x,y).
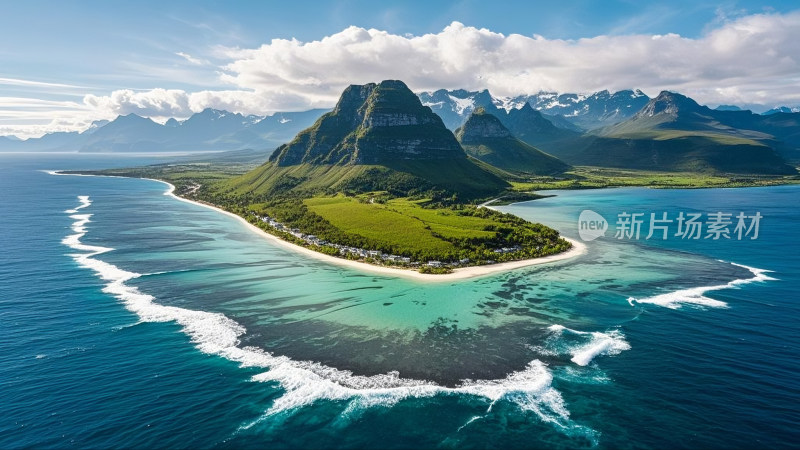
610,130 -> 768,146
509,166 -> 800,191
303,195 -> 497,254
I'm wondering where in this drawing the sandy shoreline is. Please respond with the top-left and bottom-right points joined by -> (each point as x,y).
158,181 -> 587,281
50,171 -> 587,281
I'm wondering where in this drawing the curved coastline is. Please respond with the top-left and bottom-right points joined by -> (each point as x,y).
164,184 -> 587,281
48,171 -> 587,281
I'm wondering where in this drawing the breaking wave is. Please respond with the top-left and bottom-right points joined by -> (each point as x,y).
627,262 -> 776,309
532,325 -> 631,367
61,195 -> 594,437
64,195 -> 91,214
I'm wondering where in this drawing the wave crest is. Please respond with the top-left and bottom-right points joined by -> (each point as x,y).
532,325 -> 631,367
627,262 -> 776,309
61,195 -> 593,437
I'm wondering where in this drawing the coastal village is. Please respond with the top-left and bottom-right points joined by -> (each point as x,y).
249,211 -> 522,268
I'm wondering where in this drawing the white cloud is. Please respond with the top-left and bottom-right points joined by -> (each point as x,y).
83,88 -> 192,117
0,114 -> 105,139
212,12 -> 800,107
176,52 -> 210,66
4,11 -> 800,138
81,88 -> 325,119
0,77 -> 87,89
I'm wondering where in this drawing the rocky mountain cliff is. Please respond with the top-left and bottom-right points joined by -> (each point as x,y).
498,103 -> 581,148
270,80 -> 466,166
525,89 -> 650,129
418,88 -> 651,131
455,108 -> 512,143
455,108 -> 570,175
230,81 -> 509,199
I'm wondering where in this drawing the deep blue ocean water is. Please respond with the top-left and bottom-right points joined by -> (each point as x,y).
1,153 -> 798,449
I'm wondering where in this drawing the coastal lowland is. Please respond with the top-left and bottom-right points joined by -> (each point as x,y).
66,79 -> 800,275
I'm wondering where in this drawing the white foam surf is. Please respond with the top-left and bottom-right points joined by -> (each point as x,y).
64,195 -> 91,214
535,325 -> 631,367
61,196 -> 591,436
627,262 -> 777,309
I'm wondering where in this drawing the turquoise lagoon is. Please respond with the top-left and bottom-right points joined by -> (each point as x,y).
1,154 -> 798,449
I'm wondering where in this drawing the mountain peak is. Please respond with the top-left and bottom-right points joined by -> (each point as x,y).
270,80 -> 465,166
196,108 -> 242,120
518,102 -> 536,113
590,90 -> 611,99
117,113 -> 148,122
763,106 -> 800,115
455,109 -> 512,143
636,91 -> 702,117
456,110 -> 570,175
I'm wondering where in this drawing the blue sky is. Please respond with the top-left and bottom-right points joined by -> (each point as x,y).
2,0 -> 799,137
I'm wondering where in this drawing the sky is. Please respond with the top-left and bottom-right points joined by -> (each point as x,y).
2,0 -> 799,138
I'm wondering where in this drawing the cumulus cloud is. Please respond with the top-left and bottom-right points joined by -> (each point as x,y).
213,12 -> 800,107
5,11 -> 800,138
84,89 -> 192,117
81,88 -> 325,119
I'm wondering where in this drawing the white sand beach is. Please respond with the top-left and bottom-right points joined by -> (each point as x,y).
49,171 -> 586,281
158,181 -> 587,281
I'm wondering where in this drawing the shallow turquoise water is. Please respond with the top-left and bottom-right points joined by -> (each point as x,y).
1,154 -> 798,449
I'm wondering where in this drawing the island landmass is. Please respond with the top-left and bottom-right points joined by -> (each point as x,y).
61,80 -> 799,276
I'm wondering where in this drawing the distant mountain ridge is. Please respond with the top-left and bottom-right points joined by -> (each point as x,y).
419,88 -> 651,131
565,91 -> 798,174
0,108 -> 326,153
597,91 -> 800,154
4,85 -> 799,174
455,108 -> 570,175
763,106 -> 800,115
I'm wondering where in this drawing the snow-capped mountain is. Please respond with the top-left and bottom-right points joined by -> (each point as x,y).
763,106 -> 800,115
418,89 -> 496,130
419,88 -> 651,131
518,89 -> 650,129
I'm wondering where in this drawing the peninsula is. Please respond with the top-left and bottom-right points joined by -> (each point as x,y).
68,80 -> 583,277
188,80 -> 576,275
71,79 -> 798,277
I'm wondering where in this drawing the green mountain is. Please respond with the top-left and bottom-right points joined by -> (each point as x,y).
455,108 -> 570,175
566,91 -> 797,174
225,80 -> 509,199
497,103 -> 582,149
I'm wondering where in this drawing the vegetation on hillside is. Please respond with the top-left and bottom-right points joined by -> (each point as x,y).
508,166 -> 800,191
455,108 -> 571,175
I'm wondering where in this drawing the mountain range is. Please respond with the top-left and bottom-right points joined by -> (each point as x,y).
455,107 -> 570,175
559,91 -> 798,173
3,85 -> 799,175
418,88 -> 651,131
226,80 -> 509,200
0,108 -> 325,153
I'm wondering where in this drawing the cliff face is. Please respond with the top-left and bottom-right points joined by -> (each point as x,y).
634,91 -> 702,119
455,109 -> 570,175
501,103 -> 570,139
455,108 -> 512,143
270,80 -> 466,166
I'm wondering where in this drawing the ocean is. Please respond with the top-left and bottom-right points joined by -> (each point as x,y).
1,153 -> 798,449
